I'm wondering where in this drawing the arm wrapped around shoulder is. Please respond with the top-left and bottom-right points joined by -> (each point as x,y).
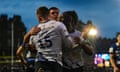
80,40 -> 93,55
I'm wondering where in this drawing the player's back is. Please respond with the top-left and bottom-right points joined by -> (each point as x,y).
30,20 -> 70,64
37,20 -> 63,51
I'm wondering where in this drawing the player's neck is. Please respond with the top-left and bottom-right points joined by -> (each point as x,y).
40,19 -> 49,23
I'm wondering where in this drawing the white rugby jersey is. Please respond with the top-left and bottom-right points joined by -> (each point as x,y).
63,30 -> 84,68
29,20 -> 72,64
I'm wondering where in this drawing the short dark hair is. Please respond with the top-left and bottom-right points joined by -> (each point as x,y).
116,32 -> 120,37
49,7 -> 59,12
36,6 -> 49,18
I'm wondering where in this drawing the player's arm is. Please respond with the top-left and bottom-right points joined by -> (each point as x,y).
81,31 -> 93,55
16,42 -> 36,64
59,22 -> 73,48
73,36 -> 93,55
23,26 -> 40,53
110,54 -> 120,72
24,26 -> 41,43
16,45 -> 27,64
81,41 -> 93,55
16,26 -> 40,64
110,54 -> 118,69
109,47 -> 119,71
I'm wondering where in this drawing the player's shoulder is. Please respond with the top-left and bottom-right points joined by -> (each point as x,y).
37,23 -> 42,27
110,43 -> 118,48
75,30 -> 81,34
48,20 -> 63,24
49,20 -> 65,27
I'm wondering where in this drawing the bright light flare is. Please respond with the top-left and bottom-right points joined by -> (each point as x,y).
88,28 -> 97,36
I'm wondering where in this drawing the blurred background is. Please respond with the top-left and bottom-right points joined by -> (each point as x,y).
0,14 -> 115,72
0,0 -> 119,72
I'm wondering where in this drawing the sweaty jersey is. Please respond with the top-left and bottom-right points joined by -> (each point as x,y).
29,20 -> 72,65
109,43 -> 120,68
63,30 -> 84,69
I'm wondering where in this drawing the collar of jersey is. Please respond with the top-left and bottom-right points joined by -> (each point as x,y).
40,20 -> 49,24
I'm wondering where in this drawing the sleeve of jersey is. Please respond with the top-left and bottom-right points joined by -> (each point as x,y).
58,23 -> 73,48
109,44 -> 115,54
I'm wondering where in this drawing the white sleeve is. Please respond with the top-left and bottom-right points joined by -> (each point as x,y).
58,23 -> 73,48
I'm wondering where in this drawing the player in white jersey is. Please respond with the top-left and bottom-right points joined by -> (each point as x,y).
59,11 -> 93,72
17,6 -> 62,72
30,20 -> 72,63
28,6 -> 73,72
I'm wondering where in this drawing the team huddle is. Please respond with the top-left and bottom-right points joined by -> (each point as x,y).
16,6 -> 93,72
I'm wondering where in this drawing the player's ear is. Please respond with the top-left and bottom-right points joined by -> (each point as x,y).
38,16 -> 43,22
39,17 -> 42,21
37,14 -> 42,22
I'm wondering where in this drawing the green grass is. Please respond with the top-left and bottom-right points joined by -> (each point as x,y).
0,56 -> 13,58
0,56 -> 20,64
0,60 -> 21,64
